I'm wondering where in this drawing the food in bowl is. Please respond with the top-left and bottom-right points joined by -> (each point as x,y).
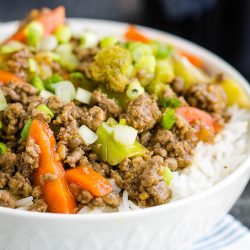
0,6 -> 249,214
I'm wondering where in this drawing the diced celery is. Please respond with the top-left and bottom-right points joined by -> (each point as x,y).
150,41 -> 173,59
44,74 -> 63,92
154,59 -> 174,83
128,42 -> 152,61
31,76 -> 45,91
54,25 -> 72,44
40,35 -> 58,51
37,104 -> 54,118
0,142 -> 7,154
21,118 -> 33,140
24,21 -> 44,48
80,31 -> 98,48
100,36 -> 118,48
28,58 -> 37,73
0,41 -> 24,54
163,167 -> 173,185
39,90 -> 54,99
161,109 -> 176,130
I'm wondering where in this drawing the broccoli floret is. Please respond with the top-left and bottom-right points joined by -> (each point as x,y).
88,46 -> 132,92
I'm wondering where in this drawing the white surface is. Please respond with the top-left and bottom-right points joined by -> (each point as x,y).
0,19 -> 250,250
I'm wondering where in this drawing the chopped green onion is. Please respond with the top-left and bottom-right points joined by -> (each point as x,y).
113,125 -> 138,146
24,21 -> 44,47
80,31 -> 98,48
163,166 -> 173,185
54,81 -> 76,104
21,118 -> 33,140
128,42 -> 152,61
78,125 -> 98,145
126,79 -> 145,100
70,72 -> 84,81
0,121 -> 2,129
161,109 -> 176,130
44,74 -> 63,92
40,35 -> 58,51
150,41 -> 173,59
0,142 -> 7,154
159,97 -> 181,109
39,90 -> 54,99
75,87 -> 92,104
100,36 -> 119,48
28,58 -> 37,73
0,41 -> 24,54
37,104 -> 54,118
0,89 -> 7,111
54,25 -> 72,44
119,118 -> 126,125
135,54 -> 156,74
154,60 -> 174,83
60,53 -> 79,71
31,76 -> 45,91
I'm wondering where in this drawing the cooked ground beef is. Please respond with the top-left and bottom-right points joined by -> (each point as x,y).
80,106 -> 106,131
5,48 -> 31,81
8,172 -> 32,197
31,199 -> 48,212
91,90 -> 121,117
170,77 -> 185,95
125,94 -> 161,133
0,172 -> 9,189
185,82 -> 227,114
112,155 -> 172,206
0,191 -> 16,208
0,152 -> 16,175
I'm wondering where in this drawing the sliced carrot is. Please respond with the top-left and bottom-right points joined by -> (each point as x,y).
0,70 -> 26,84
176,107 -> 220,143
6,6 -> 65,43
124,25 -> 151,43
29,119 -> 76,214
179,50 -> 203,68
66,166 -> 112,197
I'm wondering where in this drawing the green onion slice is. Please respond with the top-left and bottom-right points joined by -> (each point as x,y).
37,104 -> 54,118
21,118 -> 33,140
159,97 -> 181,108
161,109 -> 176,130
0,142 -> 7,154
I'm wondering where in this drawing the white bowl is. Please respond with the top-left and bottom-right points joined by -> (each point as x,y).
0,19 -> 250,250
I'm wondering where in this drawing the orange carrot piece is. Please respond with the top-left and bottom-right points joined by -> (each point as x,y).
124,25 -> 151,43
66,166 -> 112,197
179,50 -> 203,68
0,70 -> 26,84
29,119 -> 76,214
6,6 -> 65,43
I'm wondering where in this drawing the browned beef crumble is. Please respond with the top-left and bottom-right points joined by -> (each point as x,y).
185,82 -> 227,114
112,155 -> 172,206
125,94 -> 161,133
0,191 -> 16,208
91,90 -> 121,117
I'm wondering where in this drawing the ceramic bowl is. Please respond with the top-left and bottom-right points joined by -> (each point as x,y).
0,19 -> 250,250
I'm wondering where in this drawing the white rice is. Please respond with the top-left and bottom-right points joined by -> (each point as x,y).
13,106 -> 250,213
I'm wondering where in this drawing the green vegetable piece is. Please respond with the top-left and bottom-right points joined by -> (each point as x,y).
163,167 -> 173,185
150,41 -> 173,59
146,81 -> 168,96
161,109 -> 176,130
154,59 -> 174,83
44,74 -> 63,92
119,118 -> 126,125
93,122 -> 146,165
24,21 -> 44,48
54,25 -> 72,43
80,31 -> 98,48
0,142 -> 7,154
21,118 -> 33,140
0,41 -> 24,54
100,36 -> 119,48
88,46 -> 132,92
28,58 -> 37,73
159,97 -> 181,108
0,121 -> 2,129
126,79 -> 145,100
37,104 -> 54,118
70,72 -> 84,81
31,76 -> 45,91
128,42 -> 152,61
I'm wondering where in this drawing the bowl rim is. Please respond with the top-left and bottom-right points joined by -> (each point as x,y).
0,18 -> 249,221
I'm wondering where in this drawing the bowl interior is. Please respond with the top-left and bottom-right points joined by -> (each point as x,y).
0,18 -> 249,219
